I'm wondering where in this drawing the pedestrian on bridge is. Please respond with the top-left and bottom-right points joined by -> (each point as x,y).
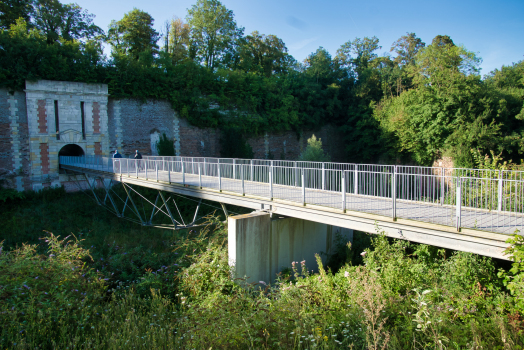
134,150 -> 143,171
113,150 -> 122,159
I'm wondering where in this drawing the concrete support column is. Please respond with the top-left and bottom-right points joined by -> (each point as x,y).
228,212 -> 353,285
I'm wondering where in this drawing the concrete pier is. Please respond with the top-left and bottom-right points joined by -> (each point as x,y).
228,212 -> 353,284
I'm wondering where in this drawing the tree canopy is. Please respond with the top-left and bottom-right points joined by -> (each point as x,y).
107,8 -> 159,60
186,0 -> 243,69
1,0 -> 522,167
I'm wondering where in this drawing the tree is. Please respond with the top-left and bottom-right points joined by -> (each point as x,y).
33,0 -> 103,43
107,8 -> 159,60
336,36 -> 381,73
168,16 -> 190,64
186,0 -> 243,69
304,47 -> 333,84
0,0 -> 33,29
390,32 -> 425,66
237,31 -> 292,77
410,35 -> 481,89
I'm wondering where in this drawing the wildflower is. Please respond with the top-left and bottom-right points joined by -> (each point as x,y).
344,271 -> 349,278
360,251 -> 366,256
259,281 -> 267,285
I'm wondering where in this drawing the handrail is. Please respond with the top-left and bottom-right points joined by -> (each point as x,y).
59,155 -> 524,235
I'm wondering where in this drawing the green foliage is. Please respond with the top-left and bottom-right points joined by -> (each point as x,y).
0,233 -> 106,347
298,134 -> 330,162
0,187 -> 25,202
33,0 -> 104,43
156,132 -> 175,156
0,20 -> 105,90
1,5 -> 523,167
186,0 -> 243,69
0,189 -> 523,348
107,8 -> 159,60
0,0 -> 33,29
499,233 -> 524,313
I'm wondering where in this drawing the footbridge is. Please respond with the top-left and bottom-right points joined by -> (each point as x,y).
59,156 -> 523,270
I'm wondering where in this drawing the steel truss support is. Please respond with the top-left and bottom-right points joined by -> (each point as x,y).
66,172 -> 214,231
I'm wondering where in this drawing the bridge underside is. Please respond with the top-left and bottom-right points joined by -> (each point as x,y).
61,164 -> 511,261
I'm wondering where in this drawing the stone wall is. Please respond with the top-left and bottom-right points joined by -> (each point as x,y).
247,125 -> 345,161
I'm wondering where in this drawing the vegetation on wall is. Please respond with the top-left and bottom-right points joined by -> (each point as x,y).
0,0 -> 523,166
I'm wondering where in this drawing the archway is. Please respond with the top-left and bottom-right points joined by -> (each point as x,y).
58,144 -> 85,172
59,144 -> 85,157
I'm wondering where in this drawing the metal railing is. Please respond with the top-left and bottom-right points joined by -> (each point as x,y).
59,155 -> 524,235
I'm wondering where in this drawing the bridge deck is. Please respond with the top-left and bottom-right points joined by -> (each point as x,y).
69,162 -> 522,236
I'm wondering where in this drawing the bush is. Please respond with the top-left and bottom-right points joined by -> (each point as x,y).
298,134 -> 331,162
156,133 -> 175,156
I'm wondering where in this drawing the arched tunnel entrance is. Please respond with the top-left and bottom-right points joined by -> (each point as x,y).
59,144 -> 85,171
59,144 -> 85,157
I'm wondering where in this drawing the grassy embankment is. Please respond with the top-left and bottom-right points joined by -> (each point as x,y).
1,186 -> 523,349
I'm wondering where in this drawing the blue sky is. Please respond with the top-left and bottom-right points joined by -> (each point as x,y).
77,0 -> 523,75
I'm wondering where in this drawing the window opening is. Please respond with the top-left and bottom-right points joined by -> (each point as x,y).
54,100 -> 60,140
80,102 -> 86,140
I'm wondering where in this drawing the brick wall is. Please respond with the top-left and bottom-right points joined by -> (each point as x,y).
177,117 -> 220,157
108,98 -> 177,157
40,143 -> 49,175
94,142 -> 102,155
37,100 -> 47,133
92,102 -> 100,134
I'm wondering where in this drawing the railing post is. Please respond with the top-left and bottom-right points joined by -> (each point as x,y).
168,161 -> 171,184
119,159 -> 122,174
250,160 -> 253,181
203,158 -> 206,176
135,160 -> 138,178
199,163 -> 202,188
354,165 -> 358,195
498,170 -> 503,212
233,159 -> 236,179
440,167 -> 444,205
392,166 -> 396,219
241,165 -> 245,196
155,161 -> 158,182
145,160 -> 148,179
341,171 -> 346,212
127,159 -> 129,177
322,163 -> 325,191
302,169 -> 306,206
162,157 -> 165,171
218,163 -> 222,191
294,161 -> 298,187
269,166 -> 273,200
456,178 -> 462,231
182,161 -> 185,185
